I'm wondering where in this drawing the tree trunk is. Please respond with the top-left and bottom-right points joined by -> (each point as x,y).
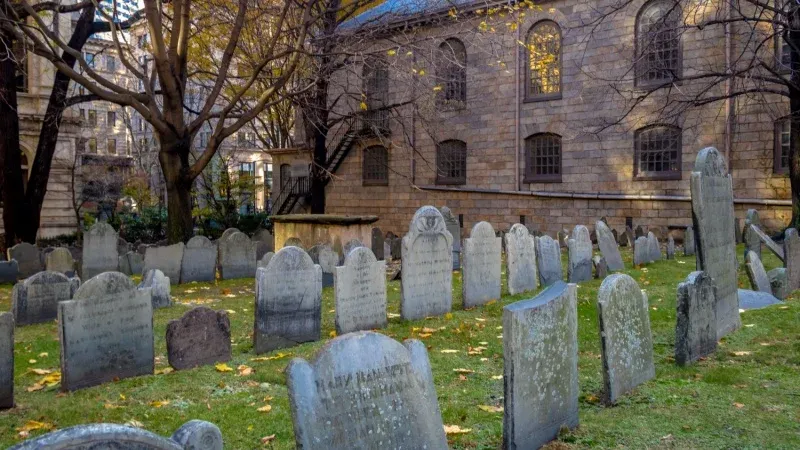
310,127 -> 327,213
160,139 -> 194,243
0,31 -> 25,249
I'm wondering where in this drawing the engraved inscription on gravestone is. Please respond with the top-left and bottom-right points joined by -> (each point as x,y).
12,271 -> 77,326
567,225 -> 592,283
675,271 -> 717,366
596,220 -> 624,271
462,221 -> 501,308
535,235 -> 563,287
505,224 -> 537,295
334,247 -> 387,334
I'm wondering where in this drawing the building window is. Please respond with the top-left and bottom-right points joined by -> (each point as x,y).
84,52 -> 96,69
125,140 -> 131,156
106,55 -> 116,72
436,38 -> 466,107
634,125 -> 682,180
239,162 -> 255,177
88,109 -> 97,126
12,39 -> 27,93
526,21 -> 562,100
107,111 -> 116,127
775,118 -> 790,174
436,140 -> 467,185
636,0 -> 682,86
237,132 -> 256,147
776,21 -> 792,72
524,133 -> 562,182
363,56 -> 389,132
264,163 -> 273,190
88,138 -> 97,153
362,145 -> 389,186
138,137 -> 147,151
107,138 -> 116,155
79,109 -> 85,120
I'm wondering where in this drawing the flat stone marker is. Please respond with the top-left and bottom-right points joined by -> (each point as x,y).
597,274 -> 655,404
535,234 -> 563,287
0,312 -> 12,409
12,271 -> 79,326
738,288 -> 782,310
8,243 -> 42,279
743,209 -> 761,259
45,248 -> 75,276
633,236 -> 649,266
180,236 -> 216,283
784,228 -> 800,291
8,420 -> 223,450
371,227 -> 385,260
286,331 -> 447,450
167,307 -> 231,370
666,235 -> 675,259
334,247 -> 387,334
596,220 -> 624,271
439,206 -> 461,270
567,225 -> 593,283
257,251 -> 274,269
647,231 -> 661,261
401,206 -> 453,320
139,268 -> 171,309
691,147 -> 741,337
505,224 -> 537,295
503,281 -> 578,449
143,243 -> 184,283
675,271 -> 717,366
462,221 -> 501,307
218,231 -> 256,279
81,222 -> 119,280
593,255 -> 608,279
684,226 -> 696,256
769,268 -> 790,300
59,272 -> 153,391
750,224 -> 785,262
745,251 -> 771,293
254,246 -> 321,353
0,260 -> 18,284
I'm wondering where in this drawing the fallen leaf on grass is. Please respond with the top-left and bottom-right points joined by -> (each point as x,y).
731,351 -> 751,356
215,363 -> 234,372
154,367 -> 174,375
125,420 -> 144,428
261,434 -> 276,443
477,405 -> 503,413
443,425 -> 472,435
440,349 -> 458,354
27,371 -> 61,391
29,368 -> 52,375
250,352 -> 291,362
418,333 -> 432,338
744,324 -> 755,328
237,365 -> 254,376
733,402 -> 745,409
149,400 -> 170,408
17,420 -> 53,438
257,404 -> 273,413
444,313 -> 453,320
778,305 -> 790,309
453,368 -> 474,374
491,375 -> 503,380
38,352 -> 48,358
221,288 -> 231,295
387,313 -> 400,318
28,359 -> 37,364
329,331 -> 337,338
475,318 -> 486,322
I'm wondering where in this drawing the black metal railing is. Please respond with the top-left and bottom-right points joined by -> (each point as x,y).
271,175 -> 310,215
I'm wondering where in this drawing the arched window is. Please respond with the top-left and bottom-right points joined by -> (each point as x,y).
774,117 -> 790,174
634,125 -> 682,179
363,56 -> 389,133
436,38 -> 466,106
524,133 -> 562,182
636,0 -> 682,85
525,21 -> 561,100
436,140 -> 467,185
362,145 -> 389,185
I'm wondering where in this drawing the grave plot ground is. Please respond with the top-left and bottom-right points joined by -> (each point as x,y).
0,245 -> 798,448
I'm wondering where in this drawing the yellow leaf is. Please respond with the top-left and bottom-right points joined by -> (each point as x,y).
125,419 -> 144,428
486,299 -> 497,305
491,375 -> 503,380
120,393 -> 126,400
237,365 -> 254,376
418,333 -> 432,338
443,424 -> 472,434
30,368 -> 52,375
329,330 -> 337,338
444,313 -> 453,319
155,367 -> 174,375
28,359 -> 37,364
149,400 -> 170,408
440,349 -> 458,354
453,368 -> 474,374
257,404 -> 273,413
17,420 -> 53,432
359,102 -> 368,111
215,363 -> 234,372
418,69 -> 426,76
387,49 -> 396,56
263,396 -> 274,402
732,351 -> 751,356
733,402 -> 745,409
422,327 -> 436,333
38,352 -> 48,357
250,352 -> 291,362
261,434 -> 276,443
475,318 -> 486,322
433,85 -> 443,92
477,405 -> 503,413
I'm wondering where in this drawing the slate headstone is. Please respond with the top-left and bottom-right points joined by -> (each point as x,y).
745,251 -> 771,293
82,222 -> 119,279
596,220 -> 624,271
390,237 -> 402,260
334,246 -> 387,334
505,224 -> 537,295
623,226 -> 634,248
0,312 -> 12,409
684,226 -> 696,256
593,255 -> 608,279
218,231 -> 256,279
254,240 -> 271,262
462,221 -> 501,307
750,224 -> 785,262
143,243 -> 184,284
139,268 -> 171,309
8,243 -> 42,279
117,238 -> 130,258
675,271 -> 717,366
12,271 -> 78,325
784,228 -> 800,291
167,307 -> 231,370
634,225 -> 645,239
181,236 -> 216,283
743,209 -> 761,259
768,268 -> 790,300
0,260 -> 18,284
309,244 -> 338,288
284,236 -> 304,248
557,230 -> 568,248
371,227 -> 385,260
257,252 -> 274,269
383,241 -> 391,262
439,206 -> 461,270
567,225 -> 593,283
647,231 -> 661,261
252,228 -> 274,251
666,235 -> 675,260
45,248 -> 75,276
738,288 -> 782,310
535,235 -> 563,287
343,239 -> 365,258
735,217 -> 743,244
633,236 -> 649,266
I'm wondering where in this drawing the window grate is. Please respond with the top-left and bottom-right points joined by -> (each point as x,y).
362,145 -> 389,185
436,140 -> 467,185
637,1 -> 682,85
634,125 -> 681,179
436,39 -> 467,106
527,21 -> 561,98
525,134 -> 562,182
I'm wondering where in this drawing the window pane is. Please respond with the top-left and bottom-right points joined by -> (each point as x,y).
638,2 -> 681,83
363,146 -> 388,183
437,140 -> 467,184
437,39 -> 466,105
528,22 -> 561,96
636,126 -> 681,175
779,119 -> 791,171
526,134 -> 561,179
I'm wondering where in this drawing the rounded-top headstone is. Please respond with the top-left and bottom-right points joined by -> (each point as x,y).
284,236 -> 304,248
74,271 -> 135,299
266,246 -> 313,272
219,228 -> 241,242
407,206 -> 451,242
694,146 -> 727,175
187,235 -> 214,249
470,220 -> 495,239
45,248 -> 75,274
171,420 -> 224,450
343,245 -> 378,266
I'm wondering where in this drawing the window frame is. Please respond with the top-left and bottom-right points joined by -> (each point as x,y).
634,0 -> 683,88
107,138 -> 117,155
633,124 -> 683,181
107,111 -> 116,127
435,139 -> 468,185
88,109 -> 97,127
436,38 -> 467,109
362,145 -> 389,186
774,117 -> 791,175
524,20 -> 563,102
524,133 -> 563,183
362,55 -> 390,133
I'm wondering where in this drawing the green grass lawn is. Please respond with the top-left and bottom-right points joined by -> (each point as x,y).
1,244 -> 799,448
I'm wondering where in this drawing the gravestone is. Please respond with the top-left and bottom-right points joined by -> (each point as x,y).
254,240 -> 271,262
59,272 -> 153,391
312,244 -> 339,288
8,243 -> 42,279
167,307 -> 231,370
254,246 -> 322,353
401,206 -> 453,320
567,225 -> 593,283
218,231 -> 256,279
0,260 -> 18,284
535,235 -> 563,287
738,289 -> 782,310
180,236 -> 217,283
9,420 -> 223,450
593,255 -> 608,279
745,251 -> 771,293
784,228 -> 800,291
45,248 -> 75,276
286,332 -> 447,450
219,227 -> 241,242
343,239 -> 365,258
383,241 -> 391,262
390,237 -> 402,260
462,221 -> 501,307
252,228 -> 274,251
684,226 -> 696,256
633,236 -> 649,266
735,217 -> 743,244
12,271 -> 78,326
503,281 -> 578,449
439,206 -> 461,270
634,225 -> 645,238
750,224 -> 785,262
0,312 -> 12,409
118,252 -> 133,275
597,274 -> 655,404
143,243 -> 184,284
557,230 -> 568,248
743,209 -> 761,259
647,231 -> 661,261
675,271 -> 717,366
690,147 -> 741,337
618,230 -> 628,248
82,223 -> 119,279
117,238 -> 130,258
768,268 -> 790,300
611,229 -> 619,243
334,246 -> 387,334
596,220 -> 624,271
139,269 -> 171,309
40,247 -> 54,268
505,224 -> 537,295
623,226 -> 634,248
257,251 -> 274,269
666,235 -> 675,260
371,227 -> 385,260
284,236 -> 304,248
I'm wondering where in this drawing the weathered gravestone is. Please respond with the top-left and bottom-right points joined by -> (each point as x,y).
684,225 -> 696,256
635,225 -> 645,238
784,228 -> 800,291
8,243 -> 42,279
167,307 -> 231,370
284,236 -> 304,248
139,269 -> 171,309
666,235 -> 675,259
623,226 -> 635,248
59,272 -> 153,391
738,288 -> 782,310
334,246 -> 387,334
735,217 -> 743,244
12,271 -> 79,325
0,312 -> 12,409
8,420 -> 223,450
567,225 -> 593,283
218,231 -> 256,279
383,241 -> 391,262
557,230 -> 569,248
309,244 -> 338,288
593,255 -> 608,279
597,274 -> 655,403
180,236 -> 216,283
690,147 -> 741,337
254,240 -> 271,262
743,209 -> 761,259
0,260 -> 18,284
286,331 -> 448,450
371,227 -> 385,260
117,238 -> 130,258
118,251 -> 144,276
745,251 -> 772,293
252,228 -> 274,251
647,231 -> 661,261
343,239 -> 365,258
505,224 -> 537,295
769,268 -> 790,300
633,236 -> 649,266
596,220 -> 624,271
749,224 -> 785,262
45,248 -> 75,276
503,281 -> 578,449
82,223 -> 119,279
675,271 -> 717,366
254,246 -> 321,353
219,227 -> 241,242
257,251 -> 274,269
462,221 -> 501,308
143,243 -> 184,283
439,206 -> 461,270
401,206 -> 453,320
535,235 -> 563,287
390,236 -> 402,260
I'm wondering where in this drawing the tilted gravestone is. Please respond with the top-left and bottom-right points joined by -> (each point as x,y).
167,307 -> 231,370
401,206 -> 453,320
503,281 -> 578,449
690,147 -> 741,337
143,243 -> 184,283
505,224 -> 537,295
371,227 -> 385,260
633,236 -> 649,266
8,243 -> 43,279
745,251 -> 772,294
749,224 -> 785,262
257,251 -> 274,269
82,222 -> 119,279
9,420 -> 223,450
286,331 -> 447,450
12,271 -> 79,325
439,206 -> 461,270
684,226 -> 696,256
180,236 -> 217,283
593,255 -> 608,279
0,312 -> 12,409
567,225 -> 593,283
462,221 -> 501,308
139,268 -> 171,309
597,274 -> 655,404
45,248 -> 75,276
218,231 -> 256,279
596,220 -> 624,271
59,272 -> 153,391
743,209 -> 761,259
0,260 -> 18,284
334,246 -> 386,334
647,231 -> 661,261
666,235 -> 675,259
784,228 -> 800,291
769,268 -> 790,300
535,235 -> 563,287
254,246 -> 321,353
675,271 -> 717,366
